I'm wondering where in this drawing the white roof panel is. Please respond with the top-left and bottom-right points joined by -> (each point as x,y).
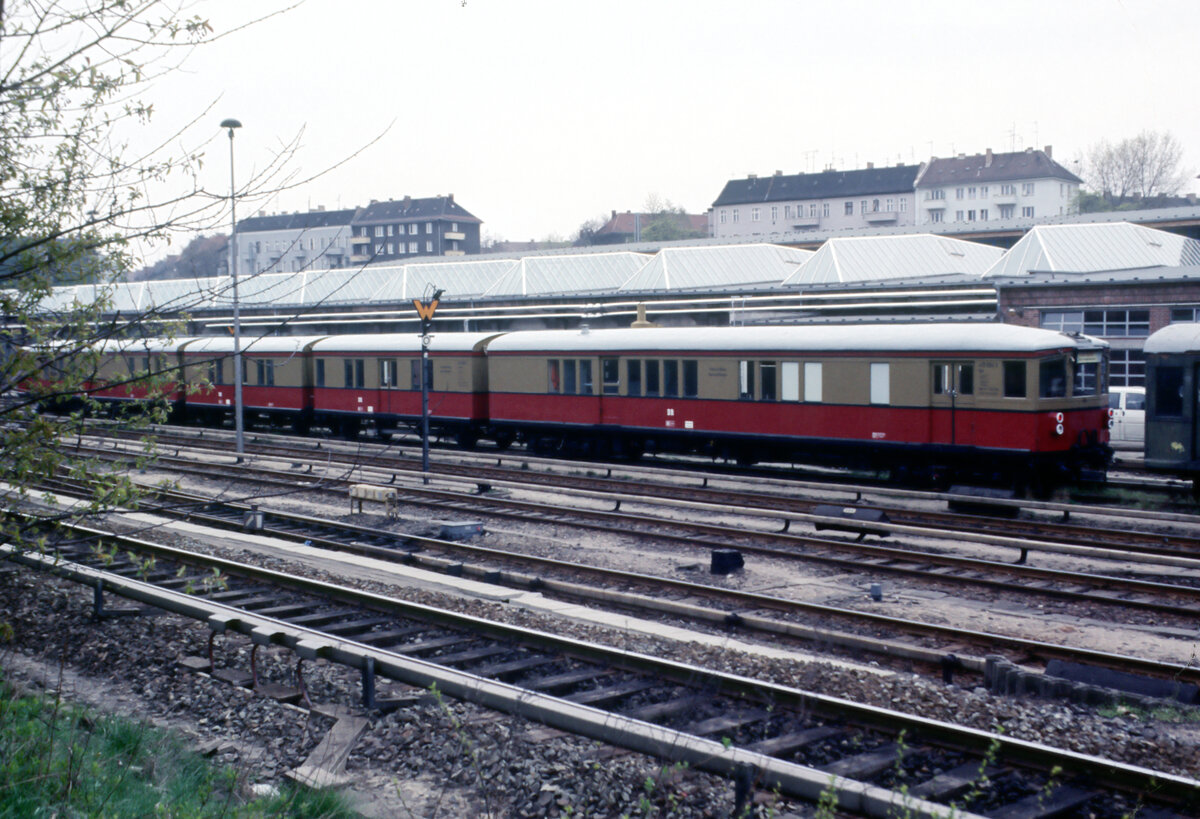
784,234 -> 1002,286
983,222 -> 1200,278
619,244 -> 812,292
487,323 -> 1099,354
484,252 -> 650,297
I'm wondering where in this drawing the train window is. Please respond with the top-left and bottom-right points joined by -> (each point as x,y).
579,360 -> 593,395
547,360 -> 560,393
602,358 -> 619,395
1039,359 -> 1067,398
760,362 -> 777,401
627,360 -> 642,397
1073,359 -> 1099,396
804,362 -> 822,402
663,361 -> 679,397
1155,367 -> 1184,417
315,359 -> 325,388
738,360 -> 755,400
563,360 -> 576,394
411,360 -> 421,390
683,361 -> 698,398
781,362 -> 800,401
1003,361 -> 1026,398
644,361 -> 660,396
870,362 -> 890,405
933,364 -> 950,394
958,364 -> 974,395
210,358 -> 223,386
380,359 -> 397,388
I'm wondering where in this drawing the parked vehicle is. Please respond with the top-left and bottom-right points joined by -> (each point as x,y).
1107,386 -> 1145,446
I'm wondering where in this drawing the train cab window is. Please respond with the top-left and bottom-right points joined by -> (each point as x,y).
1072,359 -> 1100,396
315,359 -> 325,388
627,360 -> 642,397
683,360 -> 698,398
804,362 -> 822,402
644,361 -> 660,397
548,360 -> 561,393
738,360 -> 755,400
602,358 -> 620,395
760,362 -> 777,401
1003,361 -> 1027,398
579,360 -> 594,395
380,359 -> 398,388
870,362 -> 890,405
781,362 -> 800,401
1039,359 -> 1067,398
1155,366 -> 1184,417
563,360 -> 577,394
663,361 -> 679,397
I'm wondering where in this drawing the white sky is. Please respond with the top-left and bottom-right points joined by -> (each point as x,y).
141,0 -> 1200,249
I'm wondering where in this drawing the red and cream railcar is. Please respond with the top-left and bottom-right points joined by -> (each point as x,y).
485,324 -> 1111,484
178,336 -> 327,432
88,337 -> 192,419
308,333 -> 499,443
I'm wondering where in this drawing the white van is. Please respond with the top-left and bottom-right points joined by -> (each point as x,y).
1108,386 -> 1145,446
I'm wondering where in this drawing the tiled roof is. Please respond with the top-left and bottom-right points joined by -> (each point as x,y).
917,149 -> 1082,187
355,196 -> 480,224
713,165 -> 920,207
236,208 -> 357,233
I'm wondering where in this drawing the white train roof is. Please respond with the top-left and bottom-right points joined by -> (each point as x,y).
180,335 -> 328,354
311,332 -> 502,354
96,337 -> 196,354
485,323 -> 1105,354
1144,323 -> 1200,354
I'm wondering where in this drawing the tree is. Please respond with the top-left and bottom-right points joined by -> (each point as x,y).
572,214 -> 608,247
1084,130 -> 1188,207
639,195 -> 704,243
0,2 -> 288,551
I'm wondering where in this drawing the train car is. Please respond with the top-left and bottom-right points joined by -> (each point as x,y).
1142,323 -> 1200,488
89,337 -> 191,420
308,332 -> 500,444
178,335 -> 327,432
485,323 -> 1110,488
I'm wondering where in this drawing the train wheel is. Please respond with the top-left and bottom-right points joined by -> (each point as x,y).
493,432 -> 514,452
456,431 -> 478,450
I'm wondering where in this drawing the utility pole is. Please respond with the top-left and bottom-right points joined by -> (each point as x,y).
413,287 -> 443,485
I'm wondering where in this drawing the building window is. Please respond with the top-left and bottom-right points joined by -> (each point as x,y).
409,242 -> 417,253
386,225 -> 394,236
886,198 -> 894,211
809,203 -> 817,217
844,202 -> 853,216
956,187 -> 965,199
425,222 -> 433,233
968,186 -> 976,199
928,189 -> 945,201
899,198 -> 906,213
823,202 -> 830,217
980,208 -> 988,220
1172,307 -> 1200,323
955,210 -> 964,221
1041,310 -> 1084,333
425,240 -> 432,252
980,186 -> 989,197
871,199 -> 880,212
1022,182 -> 1035,195
1110,350 -> 1145,387
374,243 -> 383,254
732,209 -> 739,223
770,206 -> 777,222
451,222 -> 458,231
999,204 -> 1015,219
374,226 -> 384,237
409,223 -> 418,235
720,209 -> 727,224
784,205 -> 792,218
1001,184 -> 1016,195
1021,206 -> 1035,218
751,207 -> 760,222
1084,309 -> 1149,337
929,211 -> 943,223
860,200 -> 868,214
967,210 -> 976,221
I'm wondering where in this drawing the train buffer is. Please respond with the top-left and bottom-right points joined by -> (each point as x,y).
349,484 -> 398,518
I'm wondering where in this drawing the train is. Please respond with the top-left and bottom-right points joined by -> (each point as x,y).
46,322 -> 1113,490
1142,323 -> 1200,491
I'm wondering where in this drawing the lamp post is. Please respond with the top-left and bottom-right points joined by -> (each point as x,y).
221,117 -> 244,461
413,288 -> 443,485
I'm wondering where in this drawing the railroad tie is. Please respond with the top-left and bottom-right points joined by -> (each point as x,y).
286,708 -> 369,790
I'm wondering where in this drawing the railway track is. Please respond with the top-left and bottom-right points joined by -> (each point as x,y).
76,432 -> 1200,624
6,516 -> 1198,818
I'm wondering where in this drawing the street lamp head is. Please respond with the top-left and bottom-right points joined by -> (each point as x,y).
220,118 -> 242,135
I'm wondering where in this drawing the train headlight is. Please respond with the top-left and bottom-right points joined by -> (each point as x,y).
1055,412 -> 1064,423
1055,423 -> 1064,435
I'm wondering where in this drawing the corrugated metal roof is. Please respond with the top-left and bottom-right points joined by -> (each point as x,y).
783,234 -> 1002,286
484,251 -> 650,297
982,222 -> 1200,278
377,258 -> 517,301
619,244 -> 812,292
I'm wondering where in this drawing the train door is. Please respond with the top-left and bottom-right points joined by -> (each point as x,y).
377,358 -> 398,417
930,361 -> 976,446
599,356 -> 621,425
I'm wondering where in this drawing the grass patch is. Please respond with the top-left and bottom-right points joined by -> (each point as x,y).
0,672 -> 355,817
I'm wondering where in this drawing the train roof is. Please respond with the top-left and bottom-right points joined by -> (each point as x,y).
310,332 -> 503,354
95,337 -> 196,354
484,323 -> 1105,355
1143,323 -> 1200,355
181,335 -> 328,354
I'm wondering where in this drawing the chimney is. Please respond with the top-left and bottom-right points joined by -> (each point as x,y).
866,162 -> 874,169
612,210 -> 617,220
774,169 -> 782,176
448,192 -> 454,203
985,148 -> 993,168
403,195 -> 412,208
748,173 -> 757,179
1044,145 -> 1053,158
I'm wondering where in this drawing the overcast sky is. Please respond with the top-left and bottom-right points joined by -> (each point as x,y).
143,0 -> 1200,250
